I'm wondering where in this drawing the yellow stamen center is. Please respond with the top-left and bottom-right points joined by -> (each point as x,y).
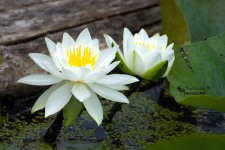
66,45 -> 98,68
135,41 -> 155,50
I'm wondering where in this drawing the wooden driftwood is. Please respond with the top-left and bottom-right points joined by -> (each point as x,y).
0,0 -> 161,101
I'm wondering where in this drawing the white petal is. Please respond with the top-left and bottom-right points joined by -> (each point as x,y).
45,82 -> 73,117
29,53 -> 53,71
62,68 -> 79,82
123,39 -> 135,68
145,51 -> 162,70
41,61 -> 63,78
18,74 -> 63,86
159,35 -> 168,50
45,37 -> 61,69
124,36 -> 135,65
123,28 -> 133,41
103,61 -> 120,74
75,67 -> 91,80
76,28 -> 91,44
135,45 -> 148,61
106,85 -> 129,91
96,74 -> 138,86
62,33 -> 76,51
67,66 -> 91,81
84,71 -> 106,84
139,28 -> 149,41
123,28 -> 133,52
89,84 -> 129,103
131,51 -> 146,76
95,46 -> 118,69
31,81 -> 64,113
95,48 -> 115,68
56,42 -> 67,66
166,43 -> 174,51
162,50 -> 174,62
72,83 -> 91,102
83,89 -> 103,126
104,34 -> 117,48
163,57 -> 175,77
89,39 -> 100,54
45,37 -> 56,55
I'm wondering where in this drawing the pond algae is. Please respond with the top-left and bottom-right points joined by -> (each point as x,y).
0,92 -> 204,149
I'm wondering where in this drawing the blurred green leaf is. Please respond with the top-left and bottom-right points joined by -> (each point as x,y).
0,50 -> 2,64
63,96 -> 83,127
144,134 -> 225,150
168,32 -> 225,112
176,0 -> 225,42
160,0 -> 190,45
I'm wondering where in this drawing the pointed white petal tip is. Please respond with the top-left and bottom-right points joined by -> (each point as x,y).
63,32 -> 70,37
45,37 -> 53,44
97,120 -> 102,126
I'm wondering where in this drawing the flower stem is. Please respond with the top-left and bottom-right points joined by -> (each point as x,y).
44,111 -> 63,142
0,101 -> 3,129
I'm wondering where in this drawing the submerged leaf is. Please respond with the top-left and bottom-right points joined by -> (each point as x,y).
63,96 -> 84,127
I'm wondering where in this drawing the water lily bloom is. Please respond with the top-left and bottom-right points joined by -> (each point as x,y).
104,28 -> 175,80
18,29 -> 138,125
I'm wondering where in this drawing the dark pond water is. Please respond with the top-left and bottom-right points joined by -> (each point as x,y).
0,84 -> 225,149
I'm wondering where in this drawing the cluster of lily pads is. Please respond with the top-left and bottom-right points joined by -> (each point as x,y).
18,28 -> 174,126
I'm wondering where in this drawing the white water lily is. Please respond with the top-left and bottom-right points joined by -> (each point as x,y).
18,28 -> 138,125
104,28 -> 175,80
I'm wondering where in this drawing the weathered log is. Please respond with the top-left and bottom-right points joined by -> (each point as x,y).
0,0 -> 161,104
0,0 -> 158,45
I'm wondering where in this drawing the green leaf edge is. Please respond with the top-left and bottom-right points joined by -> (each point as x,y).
115,51 -> 134,75
179,95 -> 225,113
141,60 -> 168,80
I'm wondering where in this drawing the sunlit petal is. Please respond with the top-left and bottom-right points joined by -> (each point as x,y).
89,84 -> 129,103
18,74 -> 63,86
72,83 -> 91,102
96,74 -> 138,86
83,89 -> 103,126
45,82 -> 73,117
31,81 -> 64,113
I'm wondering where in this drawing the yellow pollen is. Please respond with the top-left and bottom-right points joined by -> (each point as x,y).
135,41 -> 155,50
66,45 -> 98,68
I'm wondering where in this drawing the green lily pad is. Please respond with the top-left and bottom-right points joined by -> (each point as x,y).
144,133 -> 225,150
142,60 -> 168,81
168,32 -> 225,112
176,0 -> 225,42
63,96 -> 84,127
160,0 -> 190,45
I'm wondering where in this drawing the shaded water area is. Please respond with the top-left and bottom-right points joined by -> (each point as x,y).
0,85 -> 225,149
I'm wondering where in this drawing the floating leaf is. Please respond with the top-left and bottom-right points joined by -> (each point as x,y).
160,0 -> 190,45
63,96 -> 84,127
144,134 -> 225,150
176,0 -> 225,42
168,32 -> 225,112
